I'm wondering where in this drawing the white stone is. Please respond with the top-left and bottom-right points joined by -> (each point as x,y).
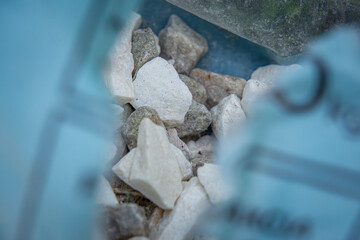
130,57 -> 192,126
210,94 -> 246,138
127,118 -> 183,209
197,164 -> 232,204
104,12 -> 142,104
187,135 -> 216,160
96,177 -> 118,206
151,177 -> 211,240
170,144 -> 192,180
167,128 -> 190,159
251,64 -> 302,87
112,148 -> 137,187
240,79 -> 269,116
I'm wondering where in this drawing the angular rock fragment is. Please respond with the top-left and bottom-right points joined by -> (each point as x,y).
122,106 -> 164,150
96,177 -> 118,206
100,203 -> 147,240
112,148 -> 137,188
197,164 -> 232,204
206,85 -> 228,108
187,135 -> 216,160
151,177 -> 211,240
114,118 -> 183,210
167,128 -> 190,159
175,101 -> 212,139
132,28 -> 161,73
148,207 -> 164,231
159,15 -> 208,74
240,79 -> 269,116
179,74 -> 207,105
131,57 -> 192,126
170,144 -> 193,180
211,94 -> 246,138
104,13 -> 142,104
251,64 -> 302,87
190,68 -> 246,108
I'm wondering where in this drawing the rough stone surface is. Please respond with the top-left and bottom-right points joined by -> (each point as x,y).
130,57 -> 192,126
187,135 -> 216,160
170,144 -> 193,180
206,85 -> 228,109
241,79 -> 269,116
151,177 -> 211,240
167,0 -> 360,57
167,128 -> 190,159
104,13 -> 141,104
114,118 -> 183,210
175,101 -> 212,139
197,164 -> 232,204
190,153 -> 215,177
179,74 -> 207,105
148,207 -> 164,231
190,68 -> 247,108
159,15 -> 208,74
122,106 -> 164,150
251,64 -> 302,87
100,203 -> 147,240
96,177 -> 118,206
211,94 -> 246,138
132,28 -> 161,73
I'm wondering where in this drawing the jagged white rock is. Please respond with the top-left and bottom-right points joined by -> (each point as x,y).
130,57 -> 192,126
96,177 -> 118,206
104,13 -> 141,104
151,177 -> 211,240
112,148 -> 137,187
187,135 -> 215,160
112,145 -> 190,184
240,79 -> 269,116
170,144 -> 192,180
251,64 -> 302,87
113,118 -> 183,209
211,94 -> 246,138
197,163 -> 232,204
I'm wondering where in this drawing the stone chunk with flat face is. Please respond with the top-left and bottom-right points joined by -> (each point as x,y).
190,68 -> 246,108
159,15 -> 208,74
151,177 -> 211,240
104,13 -> 141,104
211,94 -> 246,138
131,57 -> 192,126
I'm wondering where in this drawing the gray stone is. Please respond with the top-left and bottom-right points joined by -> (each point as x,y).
190,68 -> 246,108
179,74 -> 207,105
100,203 -> 147,240
175,101 -> 212,139
206,85 -> 228,109
167,0 -> 360,57
121,106 -> 164,150
132,28 -> 161,73
159,15 -> 208,74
